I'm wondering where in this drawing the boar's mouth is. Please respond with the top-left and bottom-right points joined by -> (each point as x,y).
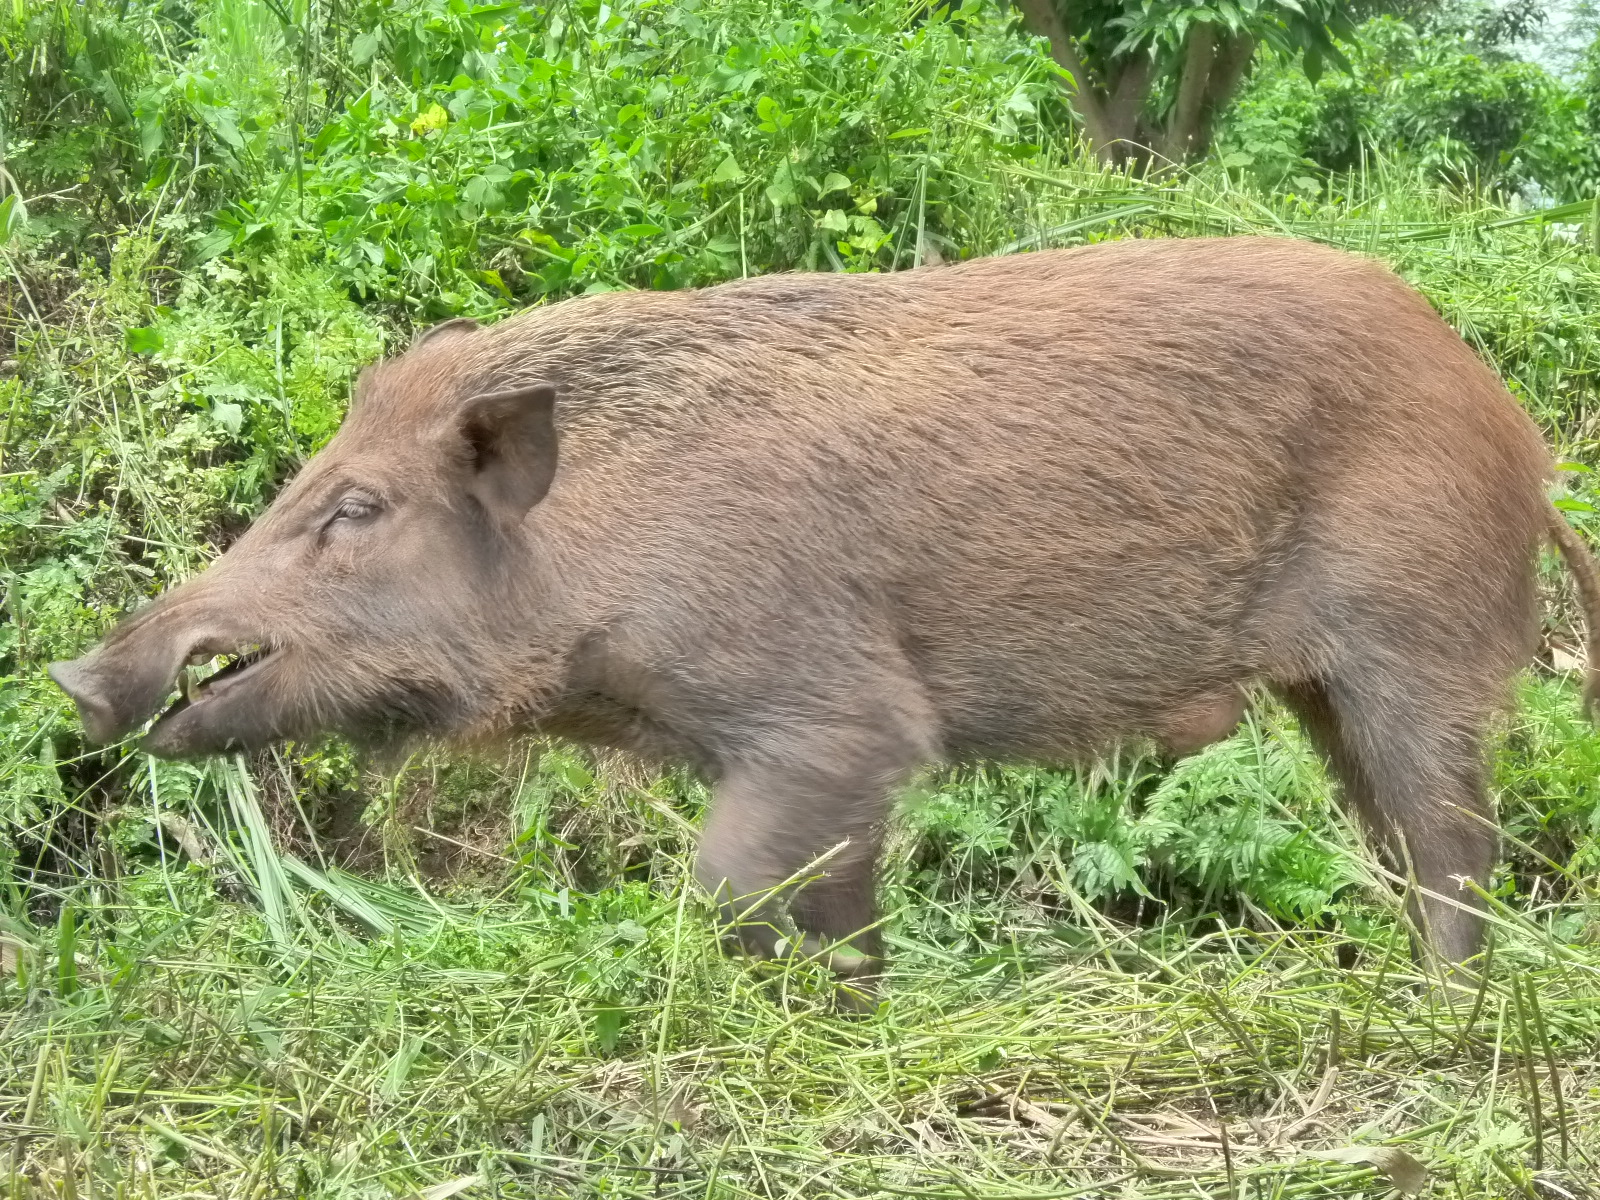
140,644 -> 280,758
57,624 -> 459,758
170,646 -> 272,712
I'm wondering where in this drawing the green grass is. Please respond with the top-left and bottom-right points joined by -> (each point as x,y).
5,693 -> 1600,1197
7,0 -> 1600,1195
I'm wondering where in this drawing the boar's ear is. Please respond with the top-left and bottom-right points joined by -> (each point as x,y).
413,317 -> 480,349
456,384 -> 559,521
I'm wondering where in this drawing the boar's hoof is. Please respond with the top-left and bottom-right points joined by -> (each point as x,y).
798,934 -> 882,1016
798,933 -> 876,978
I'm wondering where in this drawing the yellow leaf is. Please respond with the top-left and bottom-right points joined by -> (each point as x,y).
410,104 -> 449,137
1309,1146 -> 1427,1196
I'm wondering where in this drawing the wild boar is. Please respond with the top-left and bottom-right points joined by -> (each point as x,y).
50,236 -> 1600,977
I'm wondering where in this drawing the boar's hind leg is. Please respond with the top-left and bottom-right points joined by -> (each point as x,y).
694,715 -> 932,976
1281,675 -> 1495,969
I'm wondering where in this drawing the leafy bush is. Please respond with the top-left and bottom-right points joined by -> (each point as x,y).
6,0 -> 1064,316
899,710 -> 1359,938
1221,9 -> 1600,198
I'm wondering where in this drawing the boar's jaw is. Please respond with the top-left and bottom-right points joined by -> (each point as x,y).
139,646 -> 281,759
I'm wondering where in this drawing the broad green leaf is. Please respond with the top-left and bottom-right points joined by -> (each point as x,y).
351,30 -> 382,64
125,326 -> 164,355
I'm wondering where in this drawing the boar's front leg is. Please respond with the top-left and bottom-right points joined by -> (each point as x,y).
694,701 -> 934,985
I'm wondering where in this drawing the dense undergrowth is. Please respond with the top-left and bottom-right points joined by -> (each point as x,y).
1221,2 -> 1600,197
5,0 -> 1600,1196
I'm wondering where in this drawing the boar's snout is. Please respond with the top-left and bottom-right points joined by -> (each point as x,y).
49,631 -> 197,746
49,600 -> 257,751
49,639 -> 194,747
48,656 -> 132,746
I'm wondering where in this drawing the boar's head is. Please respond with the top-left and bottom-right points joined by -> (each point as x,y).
49,322 -> 560,757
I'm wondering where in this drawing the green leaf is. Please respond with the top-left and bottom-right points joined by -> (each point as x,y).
765,163 -> 799,209
711,154 -> 746,184
887,127 -> 931,139
351,30 -> 382,64
755,94 -> 790,131
137,110 -> 165,159
125,326 -> 164,355
556,760 -> 594,790
0,193 -> 28,246
594,1005 -> 626,1052
210,108 -> 245,150
820,171 -> 852,195
210,401 -> 244,435
1302,46 -> 1323,84
380,1035 -> 423,1099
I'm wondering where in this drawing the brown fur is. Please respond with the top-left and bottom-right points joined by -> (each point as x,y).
50,236 -> 1600,973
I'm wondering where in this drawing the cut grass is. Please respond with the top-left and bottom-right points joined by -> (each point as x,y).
4,853 -> 1598,1197
3,685 -> 1600,1197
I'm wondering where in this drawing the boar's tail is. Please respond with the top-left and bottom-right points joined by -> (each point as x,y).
1547,503 -> 1600,718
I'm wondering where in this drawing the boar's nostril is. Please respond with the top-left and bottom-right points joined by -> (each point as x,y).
47,659 -> 121,745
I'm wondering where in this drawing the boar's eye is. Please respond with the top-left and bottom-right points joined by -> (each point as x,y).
328,495 -> 379,525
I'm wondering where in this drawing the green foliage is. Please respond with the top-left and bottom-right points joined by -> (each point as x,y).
1221,9 -> 1600,197
901,711 -> 1359,931
1074,0 -> 1354,84
1496,675 -> 1600,887
294,0 -> 1059,308
6,0 -> 1063,315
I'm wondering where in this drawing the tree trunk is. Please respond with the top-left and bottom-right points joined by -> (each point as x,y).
1156,24 -> 1217,163
1012,0 -> 1116,154
1197,33 -> 1257,157
1015,1 -> 1257,168
1102,54 -> 1151,164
